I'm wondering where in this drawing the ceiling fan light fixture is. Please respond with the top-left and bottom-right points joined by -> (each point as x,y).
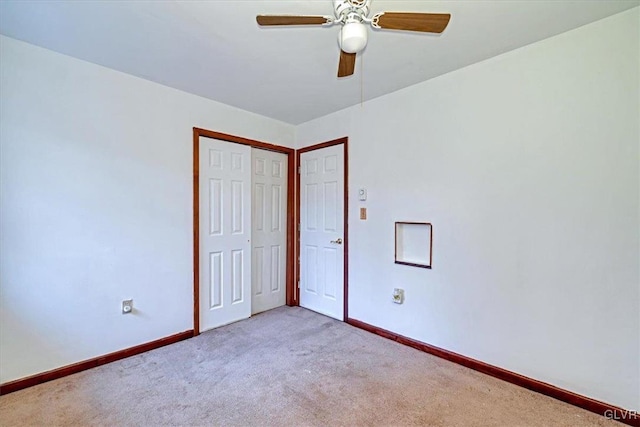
257,0 -> 451,78
339,21 -> 367,53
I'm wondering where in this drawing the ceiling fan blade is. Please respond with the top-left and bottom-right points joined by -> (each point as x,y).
256,15 -> 330,26
337,50 -> 356,78
375,12 -> 451,33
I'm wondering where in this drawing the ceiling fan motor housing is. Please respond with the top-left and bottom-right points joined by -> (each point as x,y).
334,0 -> 370,18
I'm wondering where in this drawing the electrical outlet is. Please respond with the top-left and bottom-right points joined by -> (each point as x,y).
122,299 -> 133,314
392,288 -> 404,304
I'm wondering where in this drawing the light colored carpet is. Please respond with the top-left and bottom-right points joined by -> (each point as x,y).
0,306 -> 616,426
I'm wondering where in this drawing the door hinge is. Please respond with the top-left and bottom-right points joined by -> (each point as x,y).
298,165 -> 301,174
297,281 -> 300,289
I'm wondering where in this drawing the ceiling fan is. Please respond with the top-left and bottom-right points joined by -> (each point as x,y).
256,0 -> 451,78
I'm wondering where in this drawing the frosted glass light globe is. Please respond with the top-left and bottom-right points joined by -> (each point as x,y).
339,22 -> 368,53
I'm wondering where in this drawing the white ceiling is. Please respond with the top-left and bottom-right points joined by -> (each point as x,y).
1,1 -> 638,125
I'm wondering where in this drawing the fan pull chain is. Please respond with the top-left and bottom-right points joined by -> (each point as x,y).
360,54 -> 364,107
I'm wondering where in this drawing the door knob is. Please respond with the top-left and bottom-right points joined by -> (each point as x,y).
330,238 -> 343,244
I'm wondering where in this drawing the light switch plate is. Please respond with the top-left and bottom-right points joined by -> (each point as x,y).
360,207 -> 367,220
393,288 -> 404,304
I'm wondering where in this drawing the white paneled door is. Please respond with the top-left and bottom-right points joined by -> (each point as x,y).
299,144 -> 345,320
199,137 -> 251,332
251,148 -> 288,314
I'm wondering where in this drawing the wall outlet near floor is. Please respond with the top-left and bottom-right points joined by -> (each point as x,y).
122,299 -> 133,314
392,288 -> 404,304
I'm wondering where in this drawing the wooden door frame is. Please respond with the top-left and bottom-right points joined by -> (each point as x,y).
296,137 -> 349,320
193,127 -> 296,335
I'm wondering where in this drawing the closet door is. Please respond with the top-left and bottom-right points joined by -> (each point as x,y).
251,148 -> 288,314
199,137 -> 251,331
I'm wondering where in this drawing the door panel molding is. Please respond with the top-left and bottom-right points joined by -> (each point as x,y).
296,137 -> 348,320
193,128 -> 295,335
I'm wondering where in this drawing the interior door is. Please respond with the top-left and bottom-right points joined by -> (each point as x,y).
199,137 -> 251,331
299,143 -> 345,320
251,148 -> 288,314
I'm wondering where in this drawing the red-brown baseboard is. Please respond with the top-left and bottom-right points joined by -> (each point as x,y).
0,330 -> 194,395
347,318 -> 639,427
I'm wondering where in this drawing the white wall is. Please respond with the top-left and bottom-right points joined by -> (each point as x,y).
0,35 -> 294,383
296,8 -> 639,410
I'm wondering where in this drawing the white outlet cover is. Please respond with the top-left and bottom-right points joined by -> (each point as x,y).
122,299 -> 133,314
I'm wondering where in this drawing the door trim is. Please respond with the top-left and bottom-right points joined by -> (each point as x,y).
193,127 -> 295,335
296,137 -> 349,320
